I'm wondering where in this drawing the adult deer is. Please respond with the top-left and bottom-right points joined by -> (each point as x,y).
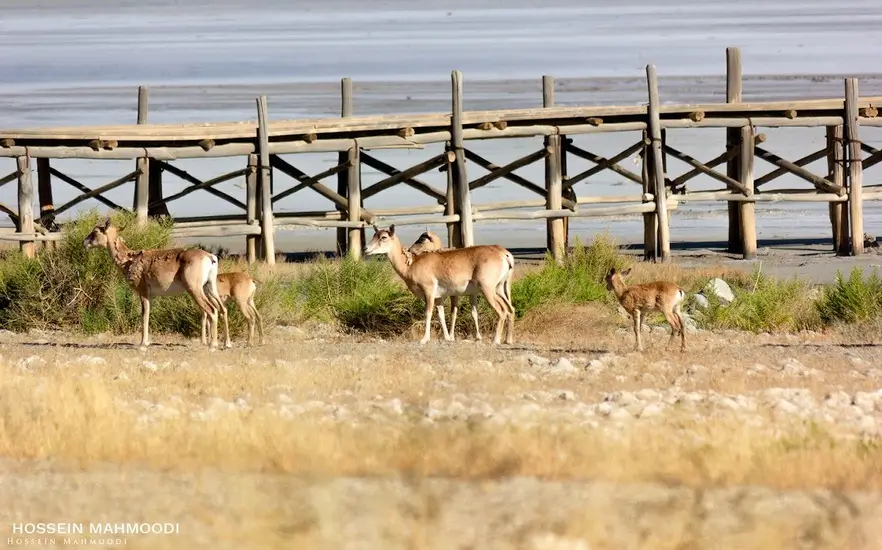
83,219 -> 231,350
605,266 -> 686,352
200,271 -> 264,347
365,225 -> 515,345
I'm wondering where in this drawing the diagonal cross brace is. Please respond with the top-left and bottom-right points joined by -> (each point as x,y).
564,141 -> 644,189
563,141 -> 644,186
159,161 -> 247,210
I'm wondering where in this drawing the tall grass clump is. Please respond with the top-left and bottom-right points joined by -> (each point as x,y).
693,267 -> 821,333
295,255 -> 422,335
511,233 -> 631,318
816,267 -> 882,325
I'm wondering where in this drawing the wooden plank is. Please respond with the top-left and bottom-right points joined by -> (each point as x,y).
134,86 -> 149,226
543,75 -> 565,263
360,152 -> 446,202
54,169 -> 140,217
16,156 -> 35,258
49,167 -> 127,212
0,171 -> 17,188
675,190 -> 846,202
347,143 -> 362,259
151,168 -> 247,209
828,125 -> 848,255
469,147 -> 549,191
337,77 -> 353,256
445,148 -> 456,247
753,146 -> 842,194
662,116 -> 844,129
663,143 -> 749,195
845,79 -> 864,255
257,95 -> 276,265
646,65 -> 671,262
564,142 -> 644,186
36,158 -> 57,235
270,159 -> 352,205
859,143 -> 882,171
564,141 -> 644,189
739,125 -> 757,260
726,46 -> 743,254
754,147 -> 828,187
451,69 -> 473,248
246,154 -> 258,264
641,130 -> 657,261
361,152 -> 452,200
158,161 -> 246,210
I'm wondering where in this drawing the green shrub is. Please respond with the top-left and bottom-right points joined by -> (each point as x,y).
816,267 -> 882,325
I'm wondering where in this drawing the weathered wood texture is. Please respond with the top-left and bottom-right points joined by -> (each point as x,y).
726,47 -> 743,253
845,78 -> 864,256
543,75 -> 565,264
646,65 -> 671,262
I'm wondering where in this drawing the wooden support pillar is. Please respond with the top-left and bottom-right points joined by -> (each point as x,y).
246,153 -> 258,264
543,75 -> 565,263
726,47 -> 743,253
337,78 -> 353,256
147,158 -> 168,218
256,95 -> 276,265
561,139 -> 572,251
36,158 -> 55,251
16,156 -> 35,258
346,144 -> 362,259
134,85 -> 150,226
450,70 -> 473,248
845,78 -> 864,256
444,154 -> 456,247
827,125 -> 849,255
738,125 -> 757,259
646,65 -> 671,262
641,130 -> 658,261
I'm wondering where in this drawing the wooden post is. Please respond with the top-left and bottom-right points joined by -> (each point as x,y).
17,156 -> 35,258
561,139 -> 572,251
337,78 -> 353,256
738,125 -> 757,259
147,158 -> 168,218
646,65 -> 671,262
726,47 -> 743,254
36,158 -> 56,250
134,86 -> 150,226
444,154 -> 456,247
346,143 -> 362,259
845,78 -> 864,255
256,95 -> 276,265
641,130 -> 658,261
246,153 -> 258,264
450,70 -> 473,248
543,75 -> 565,263
827,125 -> 848,255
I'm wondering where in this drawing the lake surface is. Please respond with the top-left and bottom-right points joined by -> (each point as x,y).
1,0 -> 881,251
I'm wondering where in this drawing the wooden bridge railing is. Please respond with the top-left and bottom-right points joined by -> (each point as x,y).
1,46 -> 881,264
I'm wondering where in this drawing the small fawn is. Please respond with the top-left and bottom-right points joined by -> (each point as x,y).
605,266 -> 686,352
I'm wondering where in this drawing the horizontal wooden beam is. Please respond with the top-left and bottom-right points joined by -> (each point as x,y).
360,152 -> 447,202
563,141 -> 644,186
753,146 -> 843,194
469,147 -> 550,191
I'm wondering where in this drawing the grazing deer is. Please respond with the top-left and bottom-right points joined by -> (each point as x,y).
83,219 -> 231,350
201,271 -> 265,347
605,266 -> 686,352
365,225 -> 515,345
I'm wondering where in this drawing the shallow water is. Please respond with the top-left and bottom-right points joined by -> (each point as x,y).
1,0 -> 881,250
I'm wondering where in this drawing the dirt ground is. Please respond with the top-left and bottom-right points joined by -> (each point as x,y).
1,299 -> 882,550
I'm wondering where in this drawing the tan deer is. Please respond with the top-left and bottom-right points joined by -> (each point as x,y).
407,230 -> 445,256
605,266 -> 686,352
200,271 -> 265,347
83,219 -> 231,350
365,225 -> 515,345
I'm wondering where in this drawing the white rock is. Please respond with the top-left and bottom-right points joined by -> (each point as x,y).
523,353 -> 551,367
704,278 -> 735,304
544,358 -> 579,377
774,400 -> 800,415
596,403 -> 614,417
685,364 -> 707,375
691,293 -> 710,310
519,372 -> 538,382
635,389 -> 659,401
608,408 -> 633,421
557,390 -> 578,401
139,361 -> 158,373
853,392 -> 878,414
639,403 -> 664,418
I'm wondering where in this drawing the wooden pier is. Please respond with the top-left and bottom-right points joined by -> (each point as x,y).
1,47 -> 880,265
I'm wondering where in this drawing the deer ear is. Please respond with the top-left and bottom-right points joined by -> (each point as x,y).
621,267 -> 632,277
372,224 -> 379,233
388,224 -> 396,236
101,218 -> 112,230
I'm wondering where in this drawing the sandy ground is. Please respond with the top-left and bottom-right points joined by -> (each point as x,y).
2,306 -> 882,549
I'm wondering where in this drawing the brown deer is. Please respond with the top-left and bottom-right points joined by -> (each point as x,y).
365,225 -> 515,345
201,271 -> 264,347
605,266 -> 686,352
83,219 -> 231,350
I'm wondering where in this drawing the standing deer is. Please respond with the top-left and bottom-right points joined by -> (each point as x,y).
364,225 -> 515,345
83,219 -> 231,350
604,266 -> 686,352
201,271 -> 264,347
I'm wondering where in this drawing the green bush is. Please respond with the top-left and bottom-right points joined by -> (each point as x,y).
816,268 -> 882,325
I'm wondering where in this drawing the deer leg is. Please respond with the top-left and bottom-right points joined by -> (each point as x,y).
139,294 -> 151,349
447,296 -> 460,341
421,289 -> 436,345
201,310 -> 209,346
234,295 -> 254,346
188,286 -> 219,350
496,280 -> 515,345
673,303 -> 687,351
208,291 -> 231,349
480,283 -> 507,345
248,296 -> 265,345
633,311 -> 643,352
469,294 -> 482,342
436,302 -> 452,342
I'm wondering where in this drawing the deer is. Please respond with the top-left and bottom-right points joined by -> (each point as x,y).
604,266 -> 686,352
200,271 -> 265,347
83,219 -> 231,351
364,225 -> 515,345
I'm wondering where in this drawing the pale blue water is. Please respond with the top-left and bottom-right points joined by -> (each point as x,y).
1,0 -> 881,251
